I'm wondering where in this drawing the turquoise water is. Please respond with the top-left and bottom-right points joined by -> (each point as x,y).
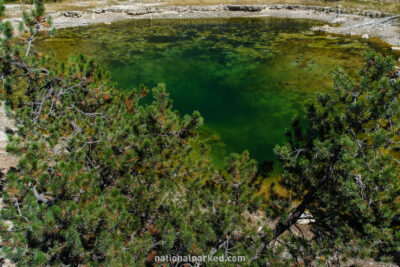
37,18 -> 395,166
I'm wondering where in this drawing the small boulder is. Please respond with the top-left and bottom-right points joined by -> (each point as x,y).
297,211 -> 315,225
62,11 -> 83,18
94,9 -> 105,14
361,34 -> 369,39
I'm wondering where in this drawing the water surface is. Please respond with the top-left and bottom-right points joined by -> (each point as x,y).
37,18 -> 395,167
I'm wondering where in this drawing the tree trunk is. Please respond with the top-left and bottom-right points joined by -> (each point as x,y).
270,157 -> 337,243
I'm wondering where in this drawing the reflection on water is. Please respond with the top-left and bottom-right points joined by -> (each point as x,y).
37,17 -> 396,167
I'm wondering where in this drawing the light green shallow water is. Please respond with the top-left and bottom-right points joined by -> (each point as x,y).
37,17 -> 396,167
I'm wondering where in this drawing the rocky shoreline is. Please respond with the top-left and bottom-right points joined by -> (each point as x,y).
8,3 -> 400,49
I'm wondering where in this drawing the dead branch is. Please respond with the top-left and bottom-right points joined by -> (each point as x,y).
31,185 -> 54,204
340,15 -> 400,32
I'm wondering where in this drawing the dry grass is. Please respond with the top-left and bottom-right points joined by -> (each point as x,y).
45,1 -> 111,12
5,0 -> 118,18
161,0 -> 400,13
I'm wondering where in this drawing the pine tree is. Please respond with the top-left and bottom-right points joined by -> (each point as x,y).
271,51 -> 400,264
2,0 -> 399,266
0,2 -> 282,266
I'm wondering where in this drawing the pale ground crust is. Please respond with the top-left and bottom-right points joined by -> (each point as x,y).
0,102 -> 17,267
5,1 -> 400,48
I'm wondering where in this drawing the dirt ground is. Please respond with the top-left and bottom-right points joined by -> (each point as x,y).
0,102 -> 17,267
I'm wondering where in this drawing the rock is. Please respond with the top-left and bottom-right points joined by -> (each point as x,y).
392,47 -> 400,51
361,34 -> 369,39
394,70 -> 400,78
93,9 -> 105,14
368,11 -> 382,18
62,11 -> 83,18
224,5 -> 264,12
0,258 -> 15,267
332,17 -> 345,24
297,211 -> 315,225
125,8 -> 152,16
311,24 -> 331,32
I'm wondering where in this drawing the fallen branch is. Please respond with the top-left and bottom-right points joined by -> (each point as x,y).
340,15 -> 400,32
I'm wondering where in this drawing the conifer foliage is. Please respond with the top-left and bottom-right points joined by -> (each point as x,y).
271,52 -> 400,263
1,0 -> 400,266
0,1 -> 275,266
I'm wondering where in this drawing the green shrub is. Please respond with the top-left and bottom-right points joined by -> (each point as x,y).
0,1 -> 281,266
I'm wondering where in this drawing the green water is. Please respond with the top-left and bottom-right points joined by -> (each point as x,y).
37,18 -> 395,167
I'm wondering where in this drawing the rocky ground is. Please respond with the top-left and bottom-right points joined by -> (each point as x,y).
0,103 -> 18,173
0,102 -> 18,267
